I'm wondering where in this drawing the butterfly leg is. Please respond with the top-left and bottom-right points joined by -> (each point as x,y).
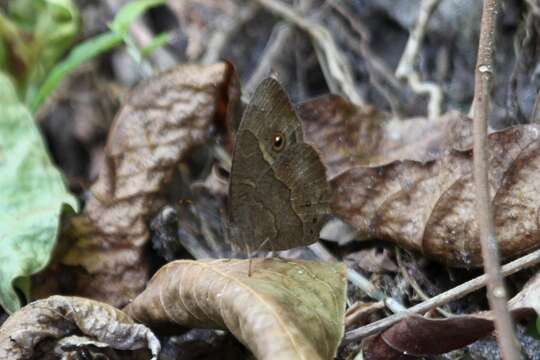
245,243 -> 253,277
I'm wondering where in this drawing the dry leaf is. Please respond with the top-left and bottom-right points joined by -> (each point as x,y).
297,95 -> 470,176
124,258 -> 347,360
0,295 -> 160,359
362,314 -> 494,360
332,121 -> 540,266
297,95 -> 385,178
55,62 -> 240,306
302,96 -> 540,266
361,271 -> 540,359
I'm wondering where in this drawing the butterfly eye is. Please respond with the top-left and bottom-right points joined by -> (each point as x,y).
272,132 -> 286,152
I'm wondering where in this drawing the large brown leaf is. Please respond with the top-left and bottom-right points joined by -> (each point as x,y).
0,295 -> 160,359
299,95 -> 540,266
124,258 -> 347,360
55,63 -> 240,306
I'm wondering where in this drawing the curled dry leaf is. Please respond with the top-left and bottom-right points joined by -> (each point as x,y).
57,62 -> 240,306
299,95 -> 540,266
124,258 -> 347,360
361,271 -> 540,359
0,295 -> 160,360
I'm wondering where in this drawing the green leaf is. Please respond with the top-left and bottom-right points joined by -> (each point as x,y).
31,0 -> 166,112
30,31 -> 122,111
0,0 -> 80,99
0,73 -> 77,314
109,0 -> 166,35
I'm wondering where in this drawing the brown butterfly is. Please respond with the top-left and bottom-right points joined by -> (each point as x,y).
228,78 -> 331,256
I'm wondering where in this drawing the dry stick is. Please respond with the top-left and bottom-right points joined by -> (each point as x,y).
201,4 -> 258,65
525,0 -> 540,16
344,247 -> 540,343
328,1 -> 403,116
254,0 -> 365,106
395,0 -> 443,119
246,0 -> 312,98
309,243 -> 407,314
395,248 -> 453,318
244,23 -> 293,97
345,300 -> 386,329
473,1 -> 522,358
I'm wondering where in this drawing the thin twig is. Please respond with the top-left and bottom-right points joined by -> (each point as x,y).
309,243 -> 407,314
472,0 -> 521,358
525,0 -> 540,16
129,19 -> 177,71
345,300 -> 386,329
328,2 -> 403,116
201,4 -> 258,64
395,248 -> 452,317
255,0 -> 365,106
343,247 -> 540,343
395,0 -> 443,119
244,23 -> 293,97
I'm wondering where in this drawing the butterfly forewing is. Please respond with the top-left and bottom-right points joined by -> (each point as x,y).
229,78 -> 331,252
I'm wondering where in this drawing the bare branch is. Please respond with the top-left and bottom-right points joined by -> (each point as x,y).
201,4 -> 258,64
244,23 -> 293,97
255,0 -> 365,106
395,0 -> 443,119
472,0 -> 521,358
329,1 -> 404,117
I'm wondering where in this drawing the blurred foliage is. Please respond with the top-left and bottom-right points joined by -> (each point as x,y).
0,0 -> 166,111
31,0 -> 166,111
0,0 -> 80,104
0,0 -> 166,313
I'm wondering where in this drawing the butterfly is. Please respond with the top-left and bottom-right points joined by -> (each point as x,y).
228,78 -> 331,256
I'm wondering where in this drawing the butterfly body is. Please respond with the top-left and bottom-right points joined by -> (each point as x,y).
229,79 -> 331,251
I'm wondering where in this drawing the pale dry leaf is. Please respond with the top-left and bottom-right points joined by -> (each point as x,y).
0,295 -> 160,360
124,258 -> 347,360
509,270 -> 540,315
345,248 -> 398,273
56,62 -> 240,306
